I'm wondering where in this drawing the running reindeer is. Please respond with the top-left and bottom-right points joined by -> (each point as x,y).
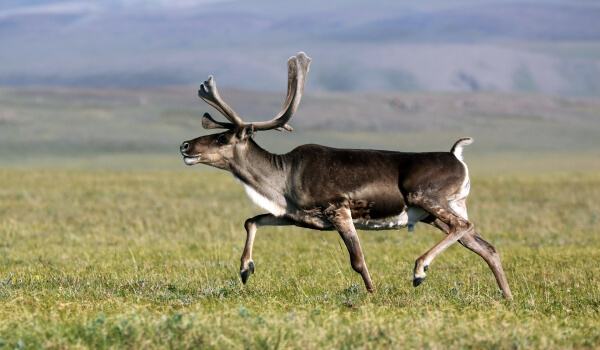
180,52 -> 513,298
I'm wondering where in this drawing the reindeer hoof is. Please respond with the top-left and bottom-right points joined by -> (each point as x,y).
413,262 -> 428,287
240,261 -> 255,284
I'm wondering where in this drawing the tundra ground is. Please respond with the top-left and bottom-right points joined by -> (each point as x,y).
1,169 -> 599,349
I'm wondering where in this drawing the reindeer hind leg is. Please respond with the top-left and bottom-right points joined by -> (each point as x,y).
423,211 -> 513,299
408,193 -> 474,287
459,231 -> 513,299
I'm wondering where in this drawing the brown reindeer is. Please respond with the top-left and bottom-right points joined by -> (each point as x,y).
180,52 -> 512,298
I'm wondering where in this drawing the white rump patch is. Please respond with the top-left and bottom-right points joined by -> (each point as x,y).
448,138 -> 472,219
234,176 -> 287,217
454,148 -> 464,162
449,178 -> 470,219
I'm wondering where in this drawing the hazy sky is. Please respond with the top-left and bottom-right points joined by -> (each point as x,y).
2,0 -> 599,95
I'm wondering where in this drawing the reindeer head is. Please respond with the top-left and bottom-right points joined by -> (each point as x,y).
180,52 -> 311,170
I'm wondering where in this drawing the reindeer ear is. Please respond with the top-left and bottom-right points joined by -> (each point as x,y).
237,124 -> 255,141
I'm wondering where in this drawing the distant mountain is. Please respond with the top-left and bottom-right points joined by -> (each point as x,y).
1,0 -> 600,95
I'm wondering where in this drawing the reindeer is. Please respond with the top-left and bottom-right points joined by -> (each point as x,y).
180,52 -> 513,299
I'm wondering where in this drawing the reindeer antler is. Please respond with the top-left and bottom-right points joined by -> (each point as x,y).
198,76 -> 244,129
198,52 -> 311,132
200,112 -> 234,130
252,52 -> 311,131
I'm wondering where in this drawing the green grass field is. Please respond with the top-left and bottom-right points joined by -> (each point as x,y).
1,169 -> 599,349
1,87 -> 600,348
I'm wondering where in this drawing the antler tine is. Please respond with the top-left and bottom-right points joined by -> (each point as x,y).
198,76 -> 245,128
201,112 -> 235,130
252,52 -> 311,132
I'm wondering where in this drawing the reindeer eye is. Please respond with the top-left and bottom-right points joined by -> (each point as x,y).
217,134 -> 228,144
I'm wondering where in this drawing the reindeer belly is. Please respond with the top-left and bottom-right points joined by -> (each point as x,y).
352,206 -> 428,231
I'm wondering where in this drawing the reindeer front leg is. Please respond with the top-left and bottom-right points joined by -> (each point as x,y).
324,204 -> 375,293
241,214 -> 294,284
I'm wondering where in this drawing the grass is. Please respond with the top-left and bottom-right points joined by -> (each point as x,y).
1,168 -> 599,349
1,86 -> 599,348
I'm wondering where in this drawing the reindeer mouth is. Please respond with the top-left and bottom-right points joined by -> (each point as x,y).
183,155 -> 202,166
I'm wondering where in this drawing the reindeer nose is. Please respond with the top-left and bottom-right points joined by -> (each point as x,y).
180,142 -> 190,154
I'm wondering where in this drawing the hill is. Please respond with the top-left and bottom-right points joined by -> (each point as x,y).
1,87 -> 599,173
